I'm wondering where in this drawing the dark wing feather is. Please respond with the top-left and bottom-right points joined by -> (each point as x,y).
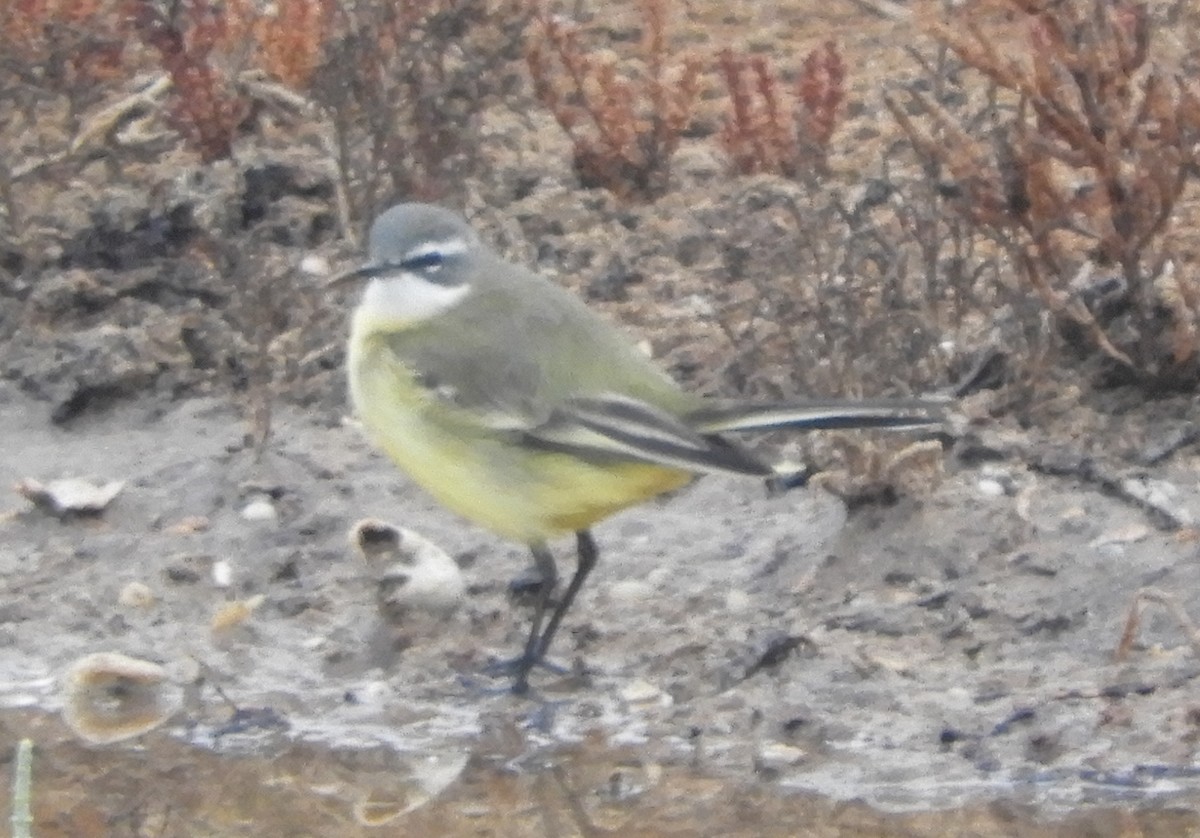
524,393 -> 772,477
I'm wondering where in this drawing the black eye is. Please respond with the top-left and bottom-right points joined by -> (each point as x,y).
401,251 -> 445,272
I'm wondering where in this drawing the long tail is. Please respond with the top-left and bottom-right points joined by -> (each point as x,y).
525,394 -> 947,479
685,397 -> 947,435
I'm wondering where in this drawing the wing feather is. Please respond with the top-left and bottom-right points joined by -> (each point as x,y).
524,394 -> 772,477
686,398 -> 946,434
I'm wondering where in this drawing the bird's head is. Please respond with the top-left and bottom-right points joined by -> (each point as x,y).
332,203 -> 482,326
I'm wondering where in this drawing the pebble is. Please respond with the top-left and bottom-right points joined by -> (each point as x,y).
300,254 -> 332,276
240,496 -> 278,522
619,679 -> 672,707
212,559 -> 233,588
756,742 -> 807,771
607,579 -> 656,602
118,581 -> 155,609
976,478 -> 1007,498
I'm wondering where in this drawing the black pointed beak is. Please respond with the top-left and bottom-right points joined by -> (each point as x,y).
326,263 -> 386,289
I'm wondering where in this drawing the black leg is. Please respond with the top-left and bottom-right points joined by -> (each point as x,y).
511,543 -> 558,694
534,530 -> 598,661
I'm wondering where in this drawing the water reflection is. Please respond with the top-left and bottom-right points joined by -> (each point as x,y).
3,710 -> 1198,837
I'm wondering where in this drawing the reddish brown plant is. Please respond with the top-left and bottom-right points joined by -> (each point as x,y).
526,0 -> 701,200
718,41 -> 845,178
253,0 -> 334,91
128,0 -> 250,163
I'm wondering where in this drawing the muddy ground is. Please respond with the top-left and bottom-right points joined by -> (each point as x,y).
2,0 -> 1200,835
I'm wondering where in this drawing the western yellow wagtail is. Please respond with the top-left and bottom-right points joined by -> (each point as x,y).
337,203 -> 945,692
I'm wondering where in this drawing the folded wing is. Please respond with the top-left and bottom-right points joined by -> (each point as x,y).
521,394 -> 946,478
524,394 -> 773,477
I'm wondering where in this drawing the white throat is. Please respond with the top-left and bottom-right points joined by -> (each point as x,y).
356,273 -> 471,327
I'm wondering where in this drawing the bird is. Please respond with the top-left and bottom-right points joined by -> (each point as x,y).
335,202 -> 945,693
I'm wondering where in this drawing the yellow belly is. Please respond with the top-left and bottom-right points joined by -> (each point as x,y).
349,342 -> 692,544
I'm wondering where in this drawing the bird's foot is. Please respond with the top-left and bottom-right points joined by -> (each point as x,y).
481,652 -> 570,695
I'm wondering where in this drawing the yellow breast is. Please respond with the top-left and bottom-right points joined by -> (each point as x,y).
348,331 -> 691,544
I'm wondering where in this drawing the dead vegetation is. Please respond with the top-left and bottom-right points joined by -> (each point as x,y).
309,0 -> 530,239
0,0 -> 1198,436
887,0 -> 1200,390
526,0 -> 701,199
128,0 -> 251,164
718,41 -> 845,180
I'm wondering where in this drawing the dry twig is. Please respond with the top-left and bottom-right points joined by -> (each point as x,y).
1115,587 -> 1200,661
890,0 -> 1200,387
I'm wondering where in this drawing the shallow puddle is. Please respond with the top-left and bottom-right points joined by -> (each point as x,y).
3,709 -> 1198,838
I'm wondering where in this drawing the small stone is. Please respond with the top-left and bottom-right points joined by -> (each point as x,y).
240,496 -> 277,522
619,679 -> 672,707
118,581 -> 155,609
976,478 -> 1007,498
756,742 -> 807,771
607,579 -> 656,602
300,254 -> 331,276
977,464 -> 1017,497
212,559 -> 233,589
